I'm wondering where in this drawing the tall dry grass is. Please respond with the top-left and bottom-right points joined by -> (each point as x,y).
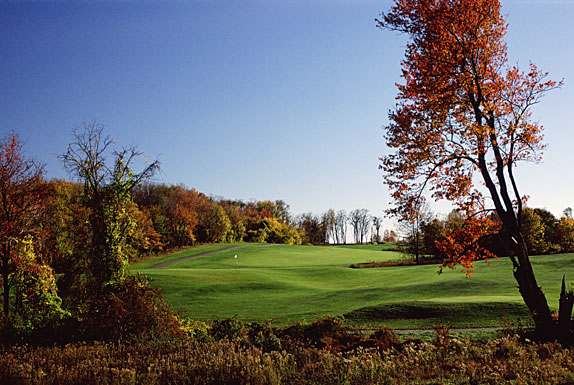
2,331 -> 574,384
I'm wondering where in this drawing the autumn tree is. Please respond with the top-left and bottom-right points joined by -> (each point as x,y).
296,213 -> 327,245
164,185 -> 199,247
421,218 -> 445,258
521,208 -> 548,255
378,0 -> 565,339
271,200 -> 292,224
195,199 -> 231,243
255,217 -> 301,245
128,203 -> 164,256
132,183 -> 176,248
0,133 -> 57,330
60,122 -> 159,294
9,236 -> 68,334
43,180 -> 90,273
533,208 -> 558,252
223,204 -> 247,242
555,217 -> 574,253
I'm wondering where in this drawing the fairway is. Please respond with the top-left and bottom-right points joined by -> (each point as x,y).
132,244 -> 574,329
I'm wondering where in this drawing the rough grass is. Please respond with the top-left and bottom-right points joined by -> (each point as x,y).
132,244 -> 574,330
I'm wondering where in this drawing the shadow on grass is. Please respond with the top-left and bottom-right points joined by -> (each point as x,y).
343,301 -> 532,329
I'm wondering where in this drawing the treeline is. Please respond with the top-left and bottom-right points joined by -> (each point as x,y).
294,209 -> 395,245
47,180 -> 303,259
0,124 -> 392,340
411,208 -> 574,261
48,183 -> 394,261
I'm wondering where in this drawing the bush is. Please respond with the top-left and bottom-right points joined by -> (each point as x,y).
245,321 -> 282,352
1,237 -> 69,343
372,325 -> 401,351
178,318 -> 211,341
210,317 -> 245,341
80,274 -> 181,341
280,316 -> 364,352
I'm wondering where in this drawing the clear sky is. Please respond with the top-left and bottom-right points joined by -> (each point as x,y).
1,0 -> 573,223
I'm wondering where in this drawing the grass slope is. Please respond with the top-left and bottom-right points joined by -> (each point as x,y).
131,243 -> 240,269
132,244 -> 574,329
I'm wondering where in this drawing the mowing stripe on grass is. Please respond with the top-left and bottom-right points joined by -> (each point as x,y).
149,245 -> 248,269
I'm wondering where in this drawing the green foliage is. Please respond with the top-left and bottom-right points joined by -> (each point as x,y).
521,208 -> 548,255
8,236 -> 68,334
533,208 -> 558,249
210,317 -> 245,340
556,217 -> 574,253
178,318 -> 211,341
59,123 -> 159,297
245,321 -> 282,352
421,218 -> 445,259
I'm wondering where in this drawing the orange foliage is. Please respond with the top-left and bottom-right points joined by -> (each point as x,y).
165,185 -> 200,246
378,0 -> 560,273
437,213 -> 499,277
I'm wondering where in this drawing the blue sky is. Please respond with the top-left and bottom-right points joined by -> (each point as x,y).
1,0 -> 573,223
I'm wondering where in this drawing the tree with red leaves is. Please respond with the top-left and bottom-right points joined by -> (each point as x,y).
377,0 -> 566,340
0,133 -> 49,328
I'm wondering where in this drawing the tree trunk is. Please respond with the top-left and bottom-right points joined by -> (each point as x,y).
415,231 -> 419,265
559,275 -> 574,344
509,233 -> 557,340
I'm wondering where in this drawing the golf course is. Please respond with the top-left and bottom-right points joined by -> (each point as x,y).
131,244 -> 574,330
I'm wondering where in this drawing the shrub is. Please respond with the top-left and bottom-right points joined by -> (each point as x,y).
372,325 -> 401,351
210,317 -> 245,341
245,321 -> 282,352
178,318 -> 211,341
80,274 -> 181,341
2,236 -> 69,342
280,316 -> 364,352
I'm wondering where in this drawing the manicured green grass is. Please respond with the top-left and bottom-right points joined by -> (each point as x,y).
144,244 -> 402,270
131,243 -> 241,270
132,244 -> 574,330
